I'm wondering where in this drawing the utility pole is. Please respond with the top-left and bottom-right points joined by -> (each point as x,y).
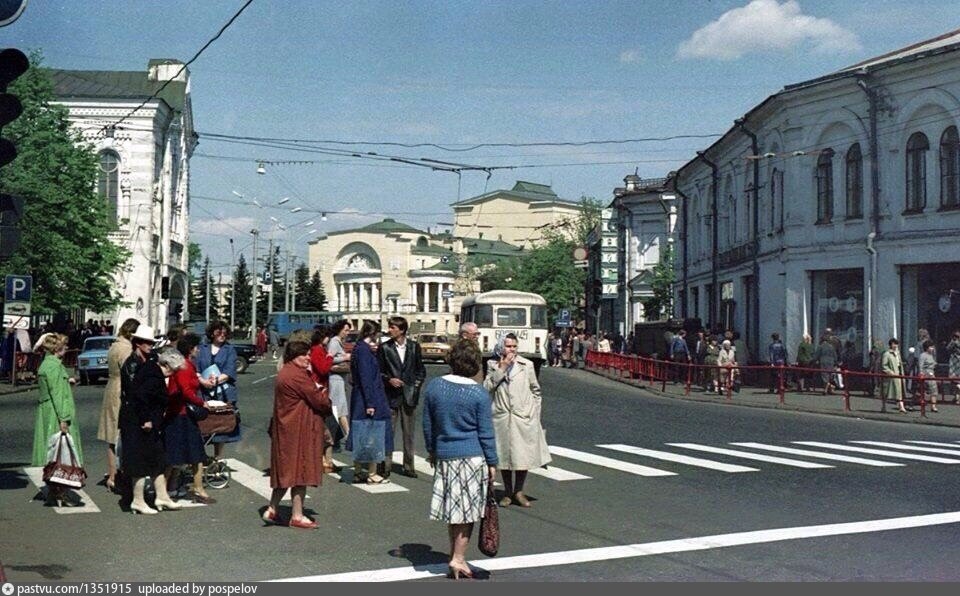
229,238 -> 235,331
268,238 -> 275,314
284,248 -> 291,311
204,256 -> 211,323
250,229 -> 259,342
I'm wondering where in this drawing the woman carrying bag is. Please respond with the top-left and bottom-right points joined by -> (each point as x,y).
32,333 -> 83,507
346,320 -> 392,484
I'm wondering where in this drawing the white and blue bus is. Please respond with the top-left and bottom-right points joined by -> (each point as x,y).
266,311 -> 345,343
459,290 -> 548,374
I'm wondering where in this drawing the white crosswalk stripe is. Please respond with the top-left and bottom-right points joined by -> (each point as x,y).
904,440 -> 960,449
329,458 -> 408,493
225,458 -> 312,501
548,446 -> 675,477
391,452 -> 435,476
850,441 -> 960,456
598,444 -> 759,473
729,443 -> 904,467
528,465 -> 591,481
793,442 -> 960,464
667,444 -> 833,469
23,467 -> 101,514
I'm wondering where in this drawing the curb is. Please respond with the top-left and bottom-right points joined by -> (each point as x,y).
585,368 -> 960,429
0,383 -> 36,397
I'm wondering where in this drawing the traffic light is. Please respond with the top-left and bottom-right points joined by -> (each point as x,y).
0,48 -> 28,168
0,193 -> 22,258
590,278 -> 602,303
172,302 -> 184,319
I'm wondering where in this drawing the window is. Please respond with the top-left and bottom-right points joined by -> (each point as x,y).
905,132 -> 928,212
940,126 -> 960,209
474,305 -> 493,327
726,194 -> 737,246
771,168 -> 784,231
495,307 -> 527,327
531,305 -> 548,329
844,144 -> 863,219
98,150 -> 120,220
815,148 -> 834,223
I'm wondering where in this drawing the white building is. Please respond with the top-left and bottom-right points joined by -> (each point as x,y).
51,59 -> 195,333
672,30 -> 960,365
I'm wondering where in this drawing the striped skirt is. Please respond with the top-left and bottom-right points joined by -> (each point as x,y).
429,456 -> 488,524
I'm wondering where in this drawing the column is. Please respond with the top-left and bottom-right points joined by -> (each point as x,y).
442,283 -> 450,313
421,282 -> 428,312
430,282 -> 438,313
410,283 -> 416,312
373,283 -> 381,313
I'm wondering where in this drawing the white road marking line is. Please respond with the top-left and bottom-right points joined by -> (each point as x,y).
598,444 -> 758,473
794,442 -> 960,464
391,452 -> 435,476
225,458 -> 309,501
729,443 -> 904,467
23,467 -> 101,514
273,510 -> 960,582
251,374 -> 277,385
528,465 -> 591,481
905,440 -> 960,449
548,446 -> 675,477
667,444 -> 832,469
331,458 -> 408,494
851,441 -> 960,456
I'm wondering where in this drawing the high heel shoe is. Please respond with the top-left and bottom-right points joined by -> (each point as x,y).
153,498 -> 183,511
131,503 -> 159,515
448,563 -> 474,580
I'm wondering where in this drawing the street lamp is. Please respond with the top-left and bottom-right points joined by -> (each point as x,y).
249,229 -> 260,342
229,238 -> 236,331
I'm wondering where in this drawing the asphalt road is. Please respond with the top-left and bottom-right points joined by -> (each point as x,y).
3,358 -> 960,582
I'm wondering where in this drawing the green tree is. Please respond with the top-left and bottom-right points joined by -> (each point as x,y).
295,265 -> 327,311
641,243 -> 676,320
190,256 -> 221,321
0,52 -> 129,313
228,253 -> 252,331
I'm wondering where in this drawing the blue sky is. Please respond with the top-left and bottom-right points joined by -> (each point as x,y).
10,0 -> 960,273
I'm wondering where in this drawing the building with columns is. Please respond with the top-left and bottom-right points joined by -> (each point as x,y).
51,59 -> 195,333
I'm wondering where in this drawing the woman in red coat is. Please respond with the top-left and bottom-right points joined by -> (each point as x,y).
309,327 -> 336,473
264,340 -> 332,529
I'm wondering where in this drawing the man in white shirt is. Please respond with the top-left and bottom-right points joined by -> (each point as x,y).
378,316 -> 426,478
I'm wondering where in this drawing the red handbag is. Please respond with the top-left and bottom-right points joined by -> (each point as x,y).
42,432 -> 87,489
478,478 -> 500,557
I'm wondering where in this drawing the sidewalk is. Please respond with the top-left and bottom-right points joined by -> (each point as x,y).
585,364 -> 960,429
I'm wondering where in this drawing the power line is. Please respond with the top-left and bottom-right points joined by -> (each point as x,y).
102,0 -> 255,133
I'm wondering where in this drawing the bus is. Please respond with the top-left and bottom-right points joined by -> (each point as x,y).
265,311 -> 345,343
459,290 -> 548,375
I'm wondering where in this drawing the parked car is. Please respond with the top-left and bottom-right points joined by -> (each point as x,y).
230,341 -> 258,374
417,333 -> 453,363
76,336 -> 115,385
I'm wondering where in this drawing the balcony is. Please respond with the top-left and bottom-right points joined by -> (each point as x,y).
717,242 -> 756,268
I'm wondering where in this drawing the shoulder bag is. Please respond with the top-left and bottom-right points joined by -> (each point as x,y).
43,432 -> 87,489
478,476 -> 500,557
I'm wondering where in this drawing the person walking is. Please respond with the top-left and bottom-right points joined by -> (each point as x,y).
483,333 -> 550,508
882,338 -> 907,414
256,325 -> 268,358
767,333 -> 788,393
347,320 -> 392,484
120,345 -> 186,514
947,330 -> 960,403
378,316 -> 426,479
195,321 -> 241,461
422,340 -> 498,580
815,334 -> 838,395
796,334 -> 816,392
457,322 -> 483,383
96,317 -> 138,494
264,340 -> 333,529
918,340 -> 940,412
32,333 -> 83,507
268,325 -> 281,360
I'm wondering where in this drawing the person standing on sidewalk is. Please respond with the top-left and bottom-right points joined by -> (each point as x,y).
668,329 -> 691,384
767,333 -> 788,393
947,330 -> 960,403
882,338 -> 907,414
919,340 -> 940,412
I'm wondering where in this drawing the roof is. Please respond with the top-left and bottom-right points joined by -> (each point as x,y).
451,180 -> 580,207
461,237 -> 525,256
47,65 -> 189,112
839,27 -> 960,73
327,217 -> 426,236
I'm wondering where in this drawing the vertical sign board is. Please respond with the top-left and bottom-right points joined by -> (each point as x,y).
3,273 -> 30,329
600,208 -> 618,299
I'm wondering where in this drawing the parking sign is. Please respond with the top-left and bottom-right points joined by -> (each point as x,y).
4,274 -> 31,316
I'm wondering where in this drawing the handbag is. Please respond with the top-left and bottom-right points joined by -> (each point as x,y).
43,432 -> 87,489
330,362 -> 351,375
349,418 -> 385,463
478,477 -> 500,557
185,402 -> 208,422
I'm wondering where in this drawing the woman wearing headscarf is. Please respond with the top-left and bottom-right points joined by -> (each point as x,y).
32,333 -> 82,507
119,344 -> 186,514
483,333 -> 550,508
96,317 -> 139,494
163,334 -> 217,504
195,320 -> 241,460
423,340 -> 498,580
346,320 -> 393,484
264,340 -> 332,529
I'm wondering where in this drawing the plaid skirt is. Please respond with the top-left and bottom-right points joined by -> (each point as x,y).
429,456 -> 488,524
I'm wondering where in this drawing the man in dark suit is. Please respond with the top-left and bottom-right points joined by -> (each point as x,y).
378,316 -> 426,478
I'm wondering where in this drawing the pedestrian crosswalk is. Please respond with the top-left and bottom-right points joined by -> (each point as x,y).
21,437 -> 960,513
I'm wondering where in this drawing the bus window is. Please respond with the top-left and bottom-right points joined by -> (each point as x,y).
475,305 -> 493,327
531,305 -> 548,329
290,315 -> 300,324
496,307 -> 526,327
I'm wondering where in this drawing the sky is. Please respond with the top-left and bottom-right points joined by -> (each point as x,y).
9,0 -> 960,276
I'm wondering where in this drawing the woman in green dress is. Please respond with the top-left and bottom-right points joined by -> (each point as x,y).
31,333 -> 82,506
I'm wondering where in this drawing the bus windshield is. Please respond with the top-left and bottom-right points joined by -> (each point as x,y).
496,307 -> 526,327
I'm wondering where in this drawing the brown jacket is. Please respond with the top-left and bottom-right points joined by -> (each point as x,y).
270,362 -> 332,489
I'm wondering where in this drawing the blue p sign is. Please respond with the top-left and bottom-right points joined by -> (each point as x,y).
5,274 -> 30,302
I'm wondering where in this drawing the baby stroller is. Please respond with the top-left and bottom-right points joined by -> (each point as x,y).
197,403 -> 239,489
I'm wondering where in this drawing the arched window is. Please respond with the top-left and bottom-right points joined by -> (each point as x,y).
815,148 -> 834,224
769,167 -> 781,232
845,143 -> 863,219
940,126 -> 960,209
905,132 -> 928,212
98,150 -> 120,220
726,194 -> 737,246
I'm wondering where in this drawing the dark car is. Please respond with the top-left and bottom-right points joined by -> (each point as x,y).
230,342 -> 258,374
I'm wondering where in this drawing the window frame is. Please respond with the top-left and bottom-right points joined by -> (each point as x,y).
815,148 -> 835,224
940,126 -> 960,210
97,149 -> 121,222
905,132 -> 929,214
845,143 -> 863,220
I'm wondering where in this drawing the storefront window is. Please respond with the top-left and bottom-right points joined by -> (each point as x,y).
903,264 -> 960,365
811,269 -> 864,366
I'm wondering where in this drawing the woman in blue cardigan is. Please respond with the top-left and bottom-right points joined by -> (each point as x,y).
347,320 -> 393,484
422,340 -> 498,580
